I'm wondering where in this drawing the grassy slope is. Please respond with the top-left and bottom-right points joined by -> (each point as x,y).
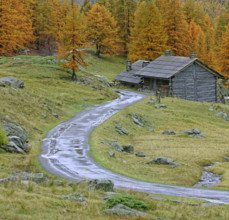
0,54 -> 229,219
91,96 -> 229,188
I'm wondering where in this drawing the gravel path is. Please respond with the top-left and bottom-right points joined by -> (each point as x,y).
39,90 -> 229,204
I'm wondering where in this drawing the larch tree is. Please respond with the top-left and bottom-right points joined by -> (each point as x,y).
0,0 -> 34,56
58,1 -> 87,80
86,3 -> 119,58
157,0 -> 189,56
128,1 -> 168,62
218,23 -> 229,79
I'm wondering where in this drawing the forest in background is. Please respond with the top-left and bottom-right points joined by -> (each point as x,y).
1,0 -> 229,79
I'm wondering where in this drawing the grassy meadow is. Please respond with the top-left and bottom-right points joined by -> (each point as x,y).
91,96 -> 229,188
0,53 -> 229,219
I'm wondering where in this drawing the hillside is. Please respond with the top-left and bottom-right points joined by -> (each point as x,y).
0,53 -> 229,219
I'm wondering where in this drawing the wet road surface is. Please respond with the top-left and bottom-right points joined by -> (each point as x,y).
39,90 -> 229,204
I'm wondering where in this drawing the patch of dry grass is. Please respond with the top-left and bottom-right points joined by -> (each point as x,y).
91,96 -> 229,187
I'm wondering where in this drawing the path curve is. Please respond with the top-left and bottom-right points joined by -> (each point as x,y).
39,90 -> 229,204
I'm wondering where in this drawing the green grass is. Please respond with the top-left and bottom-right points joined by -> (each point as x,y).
91,96 -> 229,188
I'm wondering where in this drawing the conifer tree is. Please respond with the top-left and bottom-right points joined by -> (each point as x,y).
128,1 -> 168,61
218,23 -> 229,78
0,0 -> 34,56
156,0 -> 189,56
58,1 -> 87,80
81,0 -> 92,15
86,3 -> 119,57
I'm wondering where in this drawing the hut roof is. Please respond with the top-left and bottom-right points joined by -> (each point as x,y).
114,60 -> 145,84
134,55 -> 223,79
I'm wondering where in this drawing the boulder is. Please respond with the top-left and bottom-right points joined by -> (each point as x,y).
122,145 -> 134,154
215,112 -> 229,121
7,136 -> 30,152
162,130 -> 176,135
2,123 -> 28,143
132,113 -> 146,127
135,152 -> 146,157
115,124 -> 129,135
103,204 -> 146,217
111,141 -> 123,152
180,128 -> 205,138
154,104 -> 167,109
108,151 -> 115,157
148,99 -> 157,104
61,193 -> 87,204
0,76 -> 24,88
147,156 -> 180,167
87,179 -> 114,192
1,142 -> 26,154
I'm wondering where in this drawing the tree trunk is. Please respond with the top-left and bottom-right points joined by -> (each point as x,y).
95,44 -> 100,58
72,68 -> 77,80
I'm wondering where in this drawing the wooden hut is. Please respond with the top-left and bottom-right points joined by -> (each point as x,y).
114,51 -> 224,103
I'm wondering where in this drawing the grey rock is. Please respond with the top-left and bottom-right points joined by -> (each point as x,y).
81,98 -> 89,101
180,128 -> 205,138
148,99 -> 157,104
2,123 -> 28,143
1,141 -> 26,154
48,106 -> 58,118
42,113 -> 47,118
215,112 -> 227,118
15,172 -> 48,184
209,106 -> 214,111
54,180 -> 64,186
193,171 -> 221,187
135,152 -> 146,157
132,113 -> 146,127
0,76 -> 24,88
155,104 -> 167,109
111,141 -> 123,152
147,156 -> 180,167
148,128 -> 154,132
61,193 -> 86,204
101,141 -> 110,146
87,179 -> 114,192
162,130 -> 176,135
7,136 -> 30,152
95,75 -> 110,87
115,124 -> 129,135
109,151 -> 115,157
103,204 -> 146,217
122,145 -> 134,154
201,203 -> 224,207
224,156 -> 229,161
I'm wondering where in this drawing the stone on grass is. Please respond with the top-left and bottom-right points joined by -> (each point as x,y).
2,123 -> 28,143
148,196 -> 163,201
1,142 -> 26,154
0,76 -> 24,88
42,113 -> 47,118
111,141 -> 123,152
101,141 -> 110,146
132,113 -> 146,127
209,106 -> 214,111
154,104 -> 167,109
148,99 -> 157,104
148,128 -> 154,132
7,136 -> 30,152
16,172 -> 48,183
135,152 -> 146,157
48,106 -> 58,118
81,98 -> 89,101
224,156 -> 229,161
147,156 -> 180,167
109,151 -> 115,157
162,130 -> 176,135
180,128 -> 205,138
103,204 -> 146,217
115,124 -> 129,135
61,193 -> 86,204
122,145 -> 134,154
87,179 -> 114,192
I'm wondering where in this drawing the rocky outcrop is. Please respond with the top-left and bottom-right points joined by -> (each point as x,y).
61,193 -> 87,204
147,156 -> 180,167
132,113 -> 146,127
135,152 -> 146,157
115,124 -> 129,135
215,112 -> 229,121
162,130 -> 176,135
103,204 -> 146,217
180,128 -> 205,138
0,76 -> 24,88
111,141 -> 134,154
1,123 -> 30,154
87,179 -> 114,192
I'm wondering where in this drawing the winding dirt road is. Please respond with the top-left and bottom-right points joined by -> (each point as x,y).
39,90 -> 229,204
